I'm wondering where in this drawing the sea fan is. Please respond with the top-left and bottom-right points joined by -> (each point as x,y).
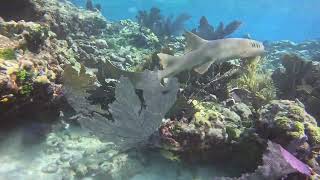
192,16 -> 242,40
214,141 -> 312,180
136,7 -> 191,38
63,65 -> 179,150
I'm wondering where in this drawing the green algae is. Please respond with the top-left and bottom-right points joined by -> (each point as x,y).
16,69 -> 34,96
230,56 -> 276,106
192,100 -> 223,127
20,83 -> 33,96
305,123 -> 320,145
0,48 -> 15,60
17,69 -> 29,82
226,126 -> 242,140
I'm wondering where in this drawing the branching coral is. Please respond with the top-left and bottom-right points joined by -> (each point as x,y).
136,7 -> 191,38
192,16 -> 242,40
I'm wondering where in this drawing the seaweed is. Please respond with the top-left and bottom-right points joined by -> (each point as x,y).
0,48 -> 16,60
136,7 -> 191,38
63,65 -> 179,150
192,16 -> 242,40
229,56 -> 276,109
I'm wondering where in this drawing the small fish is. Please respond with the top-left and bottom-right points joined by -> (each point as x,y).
157,31 -> 265,78
0,97 -> 9,102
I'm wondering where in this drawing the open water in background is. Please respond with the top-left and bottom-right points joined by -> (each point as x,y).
71,0 -> 320,42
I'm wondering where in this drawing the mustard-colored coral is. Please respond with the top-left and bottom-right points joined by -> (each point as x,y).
305,123 -> 320,146
274,116 -> 305,139
35,75 -> 50,84
192,100 -> 222,127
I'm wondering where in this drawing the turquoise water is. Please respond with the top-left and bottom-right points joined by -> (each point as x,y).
1,0 -> 319,179
72,0 -> 320,41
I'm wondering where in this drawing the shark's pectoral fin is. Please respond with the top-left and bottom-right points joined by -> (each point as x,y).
185,31 -> 208,52
157,53 -> 180,69
194,61 -> 214,74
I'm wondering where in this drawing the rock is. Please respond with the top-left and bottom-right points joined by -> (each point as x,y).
231,103 -> 253,122
95,39 -> 108,49
100,153 -> 144,180
46,133 -> 63,147
222,108 -> 241,123
256,100 -> 320,168
60,152 -> 71,162
159,100 -> 252,152
42,163 -> 59,173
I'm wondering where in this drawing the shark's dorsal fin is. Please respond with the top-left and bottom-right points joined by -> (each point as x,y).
194,60 -> 214,74
185,31 -> 208,52
158,53 -> 180,69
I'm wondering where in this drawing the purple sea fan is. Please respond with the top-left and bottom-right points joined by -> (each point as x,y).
279,143 -> 312,176
258,141 -> 312,179
213,141 -> 312,180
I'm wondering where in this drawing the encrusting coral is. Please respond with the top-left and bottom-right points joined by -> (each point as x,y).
256,100 -> 320,170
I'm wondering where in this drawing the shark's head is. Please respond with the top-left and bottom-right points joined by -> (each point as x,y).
236,39 -> 265,58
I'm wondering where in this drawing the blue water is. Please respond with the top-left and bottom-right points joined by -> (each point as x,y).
71,0 -> 320,42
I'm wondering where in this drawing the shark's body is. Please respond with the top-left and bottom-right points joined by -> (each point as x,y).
158,31 -> 265,78
100,31 -> 264,87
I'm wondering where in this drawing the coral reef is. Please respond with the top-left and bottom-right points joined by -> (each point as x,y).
256,100 -> 320,170
0,0 -> 319,179
0,0 -> 160,119
0,0 -> 42,22
192,16 -> 242,40
0,21 -> 63,119
272,54 -> 320,120
136,7 -> 191,38
160,100 -> 246,151
214,141 -> 313,180
265,39 -> 320,69
159,99 -> 265,171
